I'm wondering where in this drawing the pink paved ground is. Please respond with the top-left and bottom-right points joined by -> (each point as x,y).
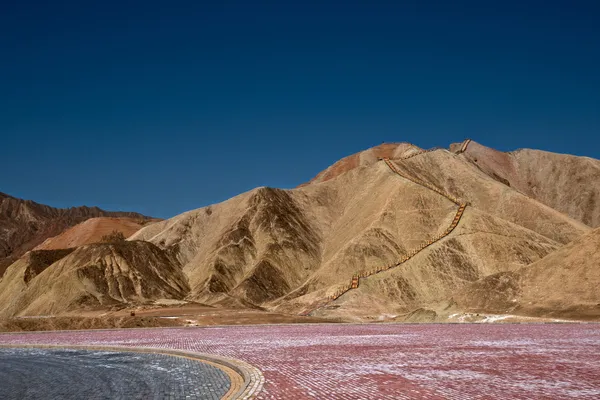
1,324 -> 599,399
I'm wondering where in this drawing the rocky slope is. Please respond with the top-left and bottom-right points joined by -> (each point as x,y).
0,192 -> 151,276
130,141 -> 592,321
454,140 -> 600,227
0,241 -> 188,318
34,217 -> 152,251
1,140 -> 598,322
453,227 -> 600,320
299,142 -> 417,186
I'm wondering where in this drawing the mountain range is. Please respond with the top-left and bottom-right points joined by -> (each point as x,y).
1,140 -> 598,327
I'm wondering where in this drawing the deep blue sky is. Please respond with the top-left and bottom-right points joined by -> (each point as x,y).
1,1 -> 599,218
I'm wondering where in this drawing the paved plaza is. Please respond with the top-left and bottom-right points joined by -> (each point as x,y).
1,323 -> 599,399
0,348 -> 230,400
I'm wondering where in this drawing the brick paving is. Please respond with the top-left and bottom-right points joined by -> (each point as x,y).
0,348 -> 230,400
1,323 -> 599,399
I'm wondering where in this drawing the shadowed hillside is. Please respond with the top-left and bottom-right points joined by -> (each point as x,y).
0,192 -> 153,277
0,241 -> 188,318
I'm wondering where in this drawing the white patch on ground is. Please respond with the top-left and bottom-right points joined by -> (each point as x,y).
478,314 -> 512,323
153,299 -> 189,306
448,312 -> 578,324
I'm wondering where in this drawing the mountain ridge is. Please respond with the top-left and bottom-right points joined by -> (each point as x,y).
0,192 -> 153,277
1,139 -> 598,325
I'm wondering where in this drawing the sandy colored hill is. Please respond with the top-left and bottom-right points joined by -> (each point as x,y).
0,241 -> 188,318
452,140 -> 600,227
453,227 -> 600,320
0,192 -> 152,277
0,249 -> 75,317
34,217 -> 149,251
130,143 -> 590,321
1,140 -> 598,324
299,142 -> 417,186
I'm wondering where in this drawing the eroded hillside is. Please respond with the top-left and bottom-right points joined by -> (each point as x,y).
453,226 -> 600,320
0,192 -> 152,277
34,217 -> 152,251
453,140 -> 600,227
1,140 -> 598,324
0,241 -> 188,318
130,141 -> 593,321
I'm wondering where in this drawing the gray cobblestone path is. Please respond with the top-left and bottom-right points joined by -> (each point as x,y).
0,348 -> 230,400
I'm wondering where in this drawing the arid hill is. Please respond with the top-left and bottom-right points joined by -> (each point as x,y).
0,241 -> 188,318
0,192 -> 152,277
129,140 -> 592,321
34,217 -> 152,251
453,226 -> 600,320
299,142 -> 417,186
1,140 -> 598,324
452,141 -> 600,227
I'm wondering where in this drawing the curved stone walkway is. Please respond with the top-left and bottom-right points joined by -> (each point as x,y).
0,347 -> 231,400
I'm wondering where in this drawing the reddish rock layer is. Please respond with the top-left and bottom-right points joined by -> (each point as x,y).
0,192 -> 152,277
34,217 -> 148,251
300,142 -> 416,186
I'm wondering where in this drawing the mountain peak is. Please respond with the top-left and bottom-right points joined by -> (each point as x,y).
300,142 -> 419,186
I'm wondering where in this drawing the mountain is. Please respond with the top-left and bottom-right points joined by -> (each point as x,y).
128,141 -> 591,320
1,140 -> 598,323
452,140 -> 600,227
0,241 -> 188,318
453,227 -> 600,320
0,192 -> 152,277
299,142 -> 417,186
34,217 -> 153,251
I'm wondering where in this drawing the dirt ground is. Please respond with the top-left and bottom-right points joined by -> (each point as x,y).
0,303 -> 337,332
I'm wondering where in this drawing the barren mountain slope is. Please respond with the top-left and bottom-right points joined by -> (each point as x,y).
453,227 -> 600,320
0,249 -> 75,316
34,217 -> 151,250
3,141 -> 596,321
273,149 -> 587,319
0,241 -> 189,318
453,140 -> 600,227
131,144 -> 589,319
300,142 -> 418,185
384,148 -> 589,244
0,191 -> 151,277
131,186 -> 322,307
287,207 -> 563,321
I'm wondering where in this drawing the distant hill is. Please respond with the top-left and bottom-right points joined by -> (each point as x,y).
34,217 -> 154,251
0,192 -> 153,276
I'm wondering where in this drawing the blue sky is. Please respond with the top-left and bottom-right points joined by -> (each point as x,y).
1,1 -> 599,218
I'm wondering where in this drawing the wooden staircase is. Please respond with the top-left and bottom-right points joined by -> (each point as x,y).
306,149 -> 468,315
